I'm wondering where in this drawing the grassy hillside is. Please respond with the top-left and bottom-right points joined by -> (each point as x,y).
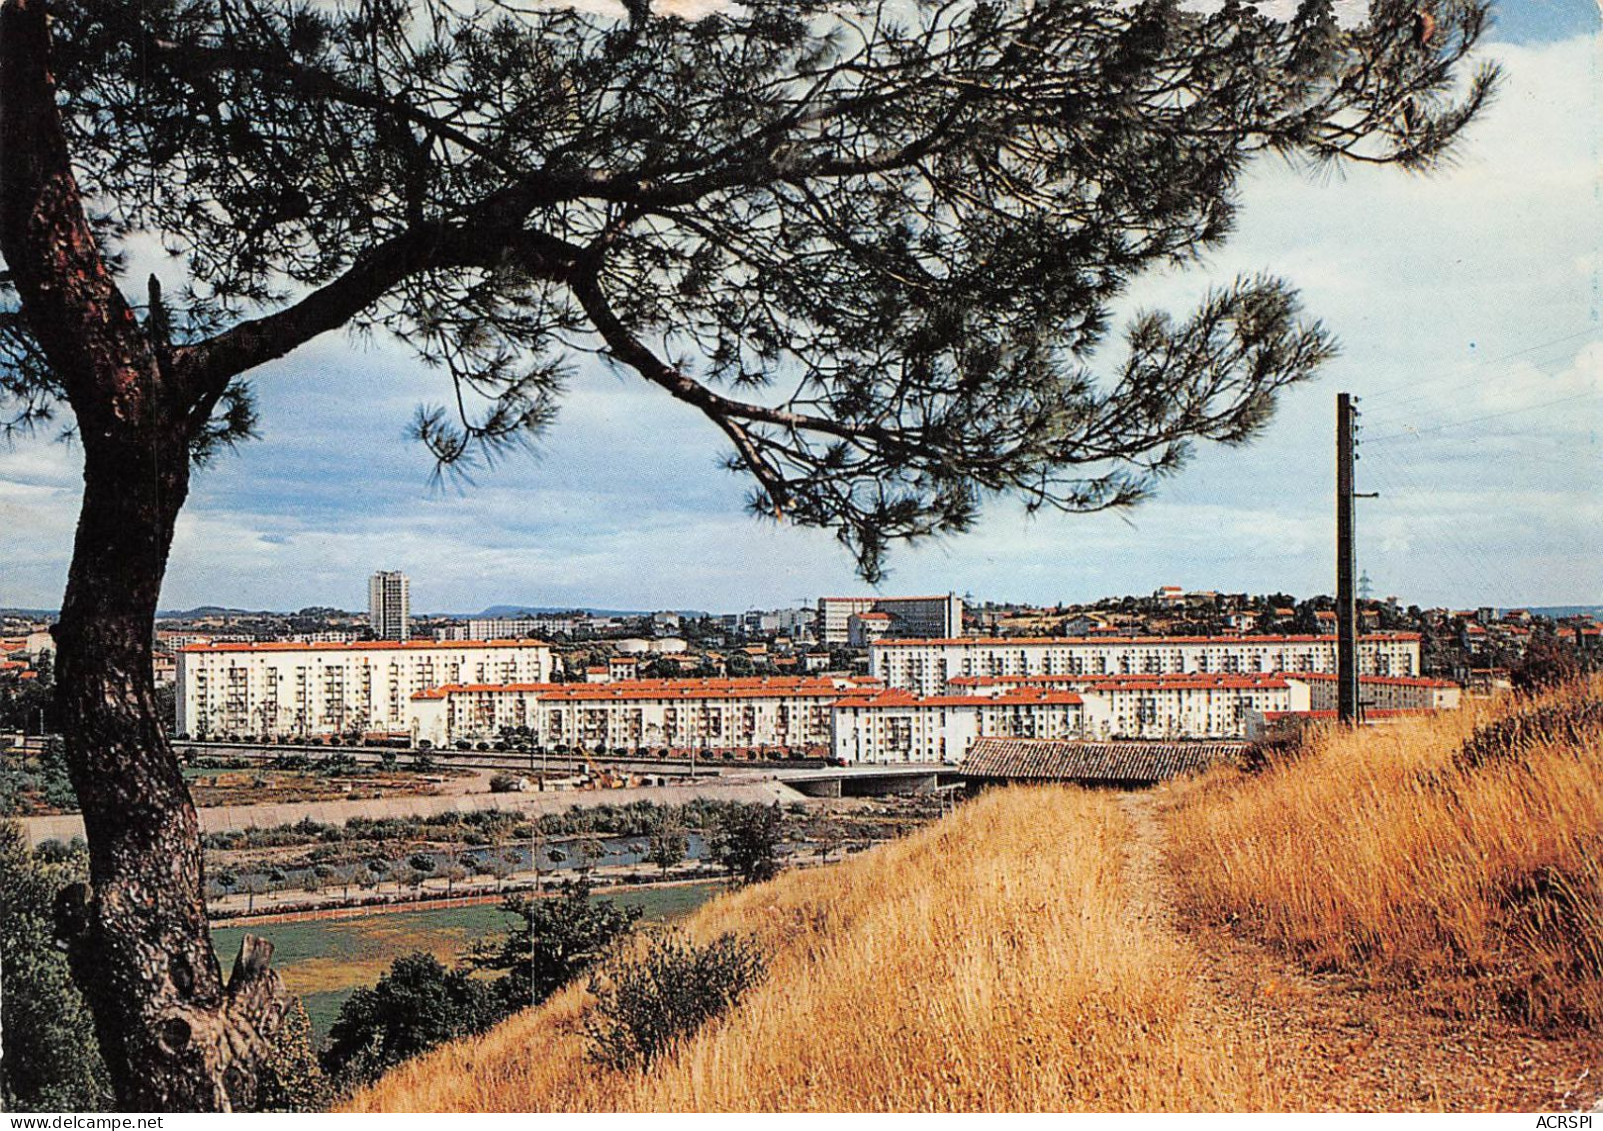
344,785 -> 1272,1111
1169,676 -> 1603,1028
344,679 -> 1603,1112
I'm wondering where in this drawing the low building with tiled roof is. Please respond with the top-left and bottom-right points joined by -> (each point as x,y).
961,737 -> 1243,787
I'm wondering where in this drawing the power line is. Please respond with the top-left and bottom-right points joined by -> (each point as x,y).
1356,442 -> 1513,606
1358,325 -> 1600,415
1363,388 -> 1603,444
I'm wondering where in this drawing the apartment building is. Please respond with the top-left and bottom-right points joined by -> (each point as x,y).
407,675 -> 858,751
178,639 -> 552,739
829,687 -> 1088,763
368,571 -> 411,642
817,593 -> 964,645
829,672 -> 1308,762
870,633 -> 1422,696
1290,672 -> 1462,712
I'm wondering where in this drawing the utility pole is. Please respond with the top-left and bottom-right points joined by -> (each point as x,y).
1336,393 -> 1377,724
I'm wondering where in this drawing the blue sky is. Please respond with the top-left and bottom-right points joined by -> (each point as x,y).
2,2 -> 1601,614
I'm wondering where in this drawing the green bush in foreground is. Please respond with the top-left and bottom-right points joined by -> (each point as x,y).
0,823 -> 111,1111
586,931 -> 766,1071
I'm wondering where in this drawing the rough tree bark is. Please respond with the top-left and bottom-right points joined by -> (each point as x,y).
0,0 -> 289,1110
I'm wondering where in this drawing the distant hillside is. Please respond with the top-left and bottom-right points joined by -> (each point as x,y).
452,606 -> 711,619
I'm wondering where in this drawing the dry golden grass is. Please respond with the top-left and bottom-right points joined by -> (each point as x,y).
1168,677 -> 1603,1028
343,785 -> 1273,1112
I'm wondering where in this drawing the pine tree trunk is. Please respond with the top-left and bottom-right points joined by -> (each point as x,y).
51,427 -> 291,1111
2,0 -> 290,1109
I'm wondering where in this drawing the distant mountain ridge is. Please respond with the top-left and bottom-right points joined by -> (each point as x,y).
123,604 -> 712,619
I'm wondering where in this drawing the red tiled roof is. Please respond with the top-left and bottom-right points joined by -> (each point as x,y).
873,633 -> 1421,647
962,738 -> 1242,783
411,675 -> 851,703
833,687 -> 1085,709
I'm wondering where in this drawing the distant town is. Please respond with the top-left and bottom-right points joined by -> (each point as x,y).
4,574 -> 1599,762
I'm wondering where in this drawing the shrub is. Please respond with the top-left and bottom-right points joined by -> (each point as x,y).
0,825 -> 111,1111
252,998 -> 328,1112
321,953 -> 501,1087
472,877 -> 642,1012
585,930 -> 766,1070
489,773 -> 524,793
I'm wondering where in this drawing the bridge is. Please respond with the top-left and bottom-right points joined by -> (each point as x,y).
772,763 -> 958,798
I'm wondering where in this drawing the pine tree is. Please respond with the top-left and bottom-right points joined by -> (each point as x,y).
0,0 -> 1495,1108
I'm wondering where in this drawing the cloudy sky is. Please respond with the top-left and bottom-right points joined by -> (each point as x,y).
2,1 -> 1600,615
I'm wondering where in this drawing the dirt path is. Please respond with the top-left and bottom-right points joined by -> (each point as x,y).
1116,789 -> 1603,1112
16,777 -> 803,847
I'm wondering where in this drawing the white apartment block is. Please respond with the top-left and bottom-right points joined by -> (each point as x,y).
368,571 -> 411,642
818,593 -> 964,645
178,639 -> 552,739
1290,672 -> 1463,713
829,687 -> 1087,764
870,633 -> 1421,696
722,608 -> 819,640
829,673 -> 1309,763
436,615 -> 607,641
408,675 -> 859,751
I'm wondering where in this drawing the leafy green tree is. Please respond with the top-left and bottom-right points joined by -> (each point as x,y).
0,0 -> 1495,1107
472,877 -> 642,1014
713,802 -> 785,887
646,820 -> 689,875
153,683 -> 177,734
0,823 -> 112,1111
320,953 -> 500,1088
0,656 -> 53,733
574,834 -> 608,874
252,999 -> 327,1113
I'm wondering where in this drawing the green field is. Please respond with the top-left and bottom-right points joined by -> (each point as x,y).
211,881 -> 720,1040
